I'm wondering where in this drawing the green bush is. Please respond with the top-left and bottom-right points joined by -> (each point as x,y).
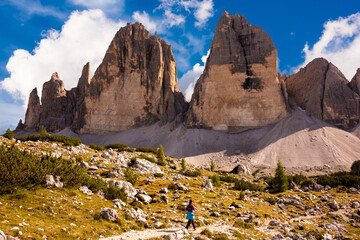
239,191 -> 245,200
89,144 -> 105,151
16,133 -> 81,146
220,175 -> 238,183
288,173 -> 307,185
264,196 -> 276,205
183,170 -> 201,177
0,144 -> 126,201
213,233 -> 230,240
351,160 -> 360,172
3,128 -> 13,140
135,147 -> 157,154
201,229 -> 212,238
124,167 -> 139,185
233,220 -> 254,229
154,173 -> 164,178
211,175 -> 221,187
104,143 -> 127,149
234,179 -> 263,192
316,171 -> 360,188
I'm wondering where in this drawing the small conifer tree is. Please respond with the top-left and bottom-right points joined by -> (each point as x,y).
4,128 -> 13,140
210,160 -> 216,172
157,144 -> 166,166
272,160 -> 288,193
181,157 -> 187,171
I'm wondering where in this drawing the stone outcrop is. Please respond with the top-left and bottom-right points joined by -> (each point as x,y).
24,88 -> 41,130
76,22 -> 187,133
40,72 -> 75,132
286,58 -> 360,129
186,11 -> 289,131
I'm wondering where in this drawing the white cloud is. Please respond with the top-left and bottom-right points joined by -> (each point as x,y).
156,0 -> 214,28
297,12 -> 360,80
68,0 -> 124,14
1,9 -> 126,105
164,10 -> 185,27
132,11 -> 161,34
179,49 -> 209,101
7,0 -> 65,19
181,0 -> 214,27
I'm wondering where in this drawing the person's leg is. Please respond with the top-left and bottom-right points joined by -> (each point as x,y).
185,219 -> 191,229
191,219 -> 196,229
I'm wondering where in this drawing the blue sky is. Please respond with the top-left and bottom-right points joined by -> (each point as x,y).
0,0 -> 359,133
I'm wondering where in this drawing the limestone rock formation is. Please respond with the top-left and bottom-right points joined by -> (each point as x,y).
76,22 -> 187,133
40,72 -> 75,132
24,88 -> 41,130
186,11 -> 289,131
286,58 -> 360,129
349,68 -> 360,95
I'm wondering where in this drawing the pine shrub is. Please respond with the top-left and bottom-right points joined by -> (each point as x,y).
271,160 -> 288,193
4,128 -> 13,140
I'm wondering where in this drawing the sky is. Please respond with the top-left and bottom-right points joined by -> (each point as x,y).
0,0 -> 359,133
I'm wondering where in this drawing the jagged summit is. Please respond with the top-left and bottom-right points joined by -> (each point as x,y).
186,11 -> 289,130
286,58 -> 360,129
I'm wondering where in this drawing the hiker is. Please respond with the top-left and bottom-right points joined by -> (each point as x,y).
185,199 -> 196,230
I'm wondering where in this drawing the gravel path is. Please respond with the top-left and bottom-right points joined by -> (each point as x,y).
102,223 -> 234,240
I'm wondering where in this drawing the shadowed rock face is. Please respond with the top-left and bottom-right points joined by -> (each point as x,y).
40,73 -> 75,132
186,11 -> 289,131
349,68 -> 360,95
24,88 -> 41,130
76,22 -> 187,134
286,58 -> 360,129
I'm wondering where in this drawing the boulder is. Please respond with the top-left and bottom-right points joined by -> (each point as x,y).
80,161 -> 89,169
45,175 -> 63,188
79,186 -> 93,195
104,179 -> 137,199
160,188 -> 168,193
100,208 -> 119,221
132,158 -> 162,174
186,11 -> 288,131
329,200 -> 339,211
108,166 -> 123,178
204,179 -> 213,190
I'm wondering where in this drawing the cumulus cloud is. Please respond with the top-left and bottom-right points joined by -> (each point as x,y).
296,12 -> 360,80
6,0 -> 65,19
181,0 -> 214,27
68,0 -> 124,14
1,9 -> 125,104
132,11 -> 161,33
156,0 -> 214,28
179,49 -> 210,101
132,9 -> 185,34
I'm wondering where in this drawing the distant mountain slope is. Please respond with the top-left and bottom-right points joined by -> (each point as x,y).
58,109 -> 360,170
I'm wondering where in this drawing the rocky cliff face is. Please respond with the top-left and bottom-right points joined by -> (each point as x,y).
186,11 -> 289,131
76,22 -> 187,134
21,23 -> 187,134
349,68 -> 360,96
286,58 -> 360,129
24,88 -> 41,130
40,73 -> 76,132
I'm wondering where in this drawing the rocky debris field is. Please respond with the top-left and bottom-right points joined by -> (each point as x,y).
0,136 -> 360,240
